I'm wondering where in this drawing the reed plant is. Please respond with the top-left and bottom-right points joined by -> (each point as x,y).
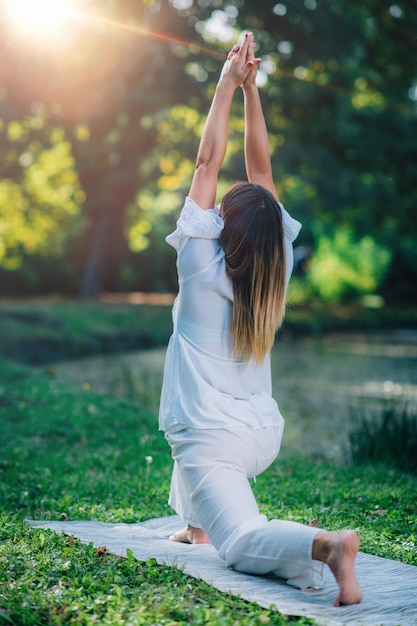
348,398 -> 417,474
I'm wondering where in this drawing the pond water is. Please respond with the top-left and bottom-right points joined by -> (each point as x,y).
49,329 -> 417,463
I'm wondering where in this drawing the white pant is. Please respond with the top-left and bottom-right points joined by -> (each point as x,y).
166,426 -> 324,590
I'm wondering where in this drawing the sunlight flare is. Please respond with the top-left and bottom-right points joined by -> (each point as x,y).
5,0 -> 73,34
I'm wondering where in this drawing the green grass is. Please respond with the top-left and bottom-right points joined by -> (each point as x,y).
285,301 -> 417,337
2,299 -> 417,365
1,356 -> 416,624
0,301 -> 172,364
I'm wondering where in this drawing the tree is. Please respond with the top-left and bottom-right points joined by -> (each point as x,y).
175,0 -> 417,301
1,0 -> 416,302
0,0 -> 205,296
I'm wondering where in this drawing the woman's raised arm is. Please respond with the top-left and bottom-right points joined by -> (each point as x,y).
241,34 -> 279,201
188,34 -> 255,210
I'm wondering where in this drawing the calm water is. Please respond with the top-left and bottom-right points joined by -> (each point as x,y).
49,330 -> 417,463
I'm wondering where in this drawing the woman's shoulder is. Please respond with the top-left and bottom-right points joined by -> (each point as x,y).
166,197 -> 224,251
278,201 -> 302,243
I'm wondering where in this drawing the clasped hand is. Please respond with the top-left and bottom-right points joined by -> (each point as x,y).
219,32 -> 262,89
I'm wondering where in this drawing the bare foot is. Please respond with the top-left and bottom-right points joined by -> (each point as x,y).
169,525 -> 211,545
313,530 -> 363,606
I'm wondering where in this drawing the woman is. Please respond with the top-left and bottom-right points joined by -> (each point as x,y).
158,32 -> 362,607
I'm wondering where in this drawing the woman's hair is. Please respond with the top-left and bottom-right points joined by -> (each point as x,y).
219,182 -> 286,365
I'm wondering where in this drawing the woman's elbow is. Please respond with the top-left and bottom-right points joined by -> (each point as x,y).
195,156 -> 221,175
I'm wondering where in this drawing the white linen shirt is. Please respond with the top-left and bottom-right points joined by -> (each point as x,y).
158,196 -> 302,434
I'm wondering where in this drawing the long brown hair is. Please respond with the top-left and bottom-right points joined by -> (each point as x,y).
220,182 -> 286,364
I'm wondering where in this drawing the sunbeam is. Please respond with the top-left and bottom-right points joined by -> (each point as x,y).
4,0 -> 74,33
2,0 -> 388,108
71,8 -> 226,60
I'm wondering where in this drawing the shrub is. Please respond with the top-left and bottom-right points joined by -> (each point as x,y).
347,398 -> 417,474
307,227 -> 391,303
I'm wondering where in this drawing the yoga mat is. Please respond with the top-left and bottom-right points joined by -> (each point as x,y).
25,515 -> 417,626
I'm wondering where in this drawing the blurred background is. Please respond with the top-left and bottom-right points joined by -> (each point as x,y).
0,0 -> 416,308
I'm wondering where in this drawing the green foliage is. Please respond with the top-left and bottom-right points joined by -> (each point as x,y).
1,0 -> 202,295
126,188 -> 184,256
0,0 -> 416,299
306,227 -> 391,303
348,400 -> 417,474
233,0 -> 417,303
0,127 -> 84,271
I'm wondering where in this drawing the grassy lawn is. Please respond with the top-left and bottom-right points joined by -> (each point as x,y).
1,356 -> 416,625
0,301 -> 416,624
1,298 -> 417,365
0,301 -> 173,365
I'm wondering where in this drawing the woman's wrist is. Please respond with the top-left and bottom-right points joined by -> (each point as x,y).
217,74 -> 240,91
242,81 -> 258,96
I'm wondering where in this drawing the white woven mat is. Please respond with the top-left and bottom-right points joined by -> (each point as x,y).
25,515 -> 417,626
